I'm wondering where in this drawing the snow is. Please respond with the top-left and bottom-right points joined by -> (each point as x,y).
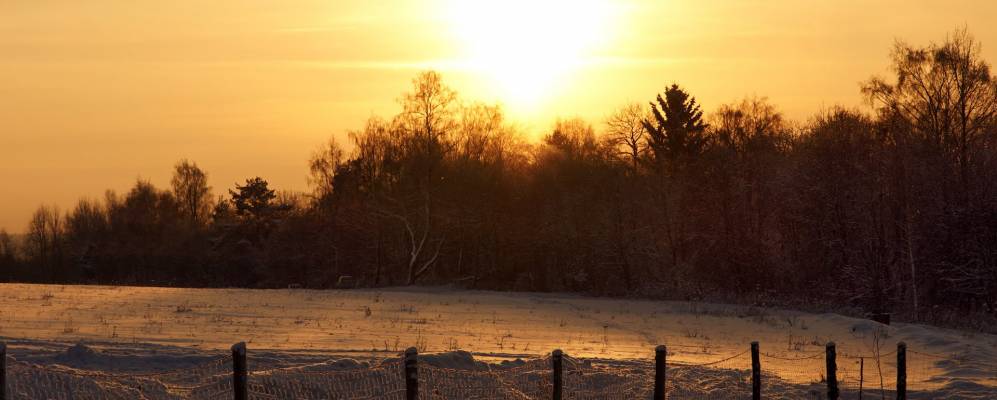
1,283 -> 995,398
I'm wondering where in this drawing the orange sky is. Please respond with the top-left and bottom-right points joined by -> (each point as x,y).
2,0 -> 997,232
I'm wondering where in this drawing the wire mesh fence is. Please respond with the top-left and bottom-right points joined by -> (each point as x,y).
2,341 -> 996,399
247,359 -> 405,399
562,356 -> 652,399
837,349 -> 899,399
6,352 -> 232,400
668,349 -> 752,400
418,355 -> 552,399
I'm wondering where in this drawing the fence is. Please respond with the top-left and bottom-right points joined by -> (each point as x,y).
0,339 -> 982,399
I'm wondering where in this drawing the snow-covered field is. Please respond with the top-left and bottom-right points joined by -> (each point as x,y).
1,283 -> 995,398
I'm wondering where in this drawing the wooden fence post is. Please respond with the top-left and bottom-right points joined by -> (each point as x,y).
405,347 -> 419,400
1,341 -> 7,400
897,342 -> 906,400
552,349 -> 563,400
859,357 -> 864,400
653,345 -> 666,400
751,341 -> 761,400
826,342 -> 838,400
231,342 -> 247,400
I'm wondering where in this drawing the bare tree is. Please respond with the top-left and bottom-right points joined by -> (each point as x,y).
712,97 -> 785,152
66,198 -> 108,243
0,229 -> 15,260
863,28 -> 997,197
453,102 -> 505,163
0,229 -> 16,280
358,71 -> 459,285
392,72 -> 459,284
605,102 -> 648,172
376,192 -> 444,285
171,159 -> 212,226
399,70 -> 458,179
862,28 -> 997,317
26,205 -> 64,279
309,136 -> 346,201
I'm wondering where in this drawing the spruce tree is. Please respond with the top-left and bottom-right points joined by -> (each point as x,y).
642,84 -> 708,172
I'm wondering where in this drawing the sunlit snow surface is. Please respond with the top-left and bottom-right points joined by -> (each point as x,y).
1,283 -> 995,398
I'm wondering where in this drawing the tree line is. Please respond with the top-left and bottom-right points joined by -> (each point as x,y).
2,29 -> 996,325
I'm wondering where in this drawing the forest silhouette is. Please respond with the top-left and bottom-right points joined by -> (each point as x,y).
2,29 -> 996,331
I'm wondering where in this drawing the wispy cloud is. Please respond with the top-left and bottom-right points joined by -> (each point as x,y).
281,59 -> 471,71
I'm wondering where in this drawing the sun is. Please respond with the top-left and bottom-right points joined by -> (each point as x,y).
447,0 -> 618,109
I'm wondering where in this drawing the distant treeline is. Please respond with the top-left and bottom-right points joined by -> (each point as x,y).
2,29 -> 996,327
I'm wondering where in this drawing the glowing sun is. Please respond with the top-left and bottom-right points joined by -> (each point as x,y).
447,0 -> 618,108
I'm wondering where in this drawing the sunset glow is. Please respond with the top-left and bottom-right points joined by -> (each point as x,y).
2,1 -> 997,232
446,0 -> 620,108
5,3 -> 997,398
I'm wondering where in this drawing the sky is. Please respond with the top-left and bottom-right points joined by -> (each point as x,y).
2,0 -> 997,233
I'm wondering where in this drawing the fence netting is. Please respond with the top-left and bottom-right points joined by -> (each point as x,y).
836,349 -> 899,399
4,346 -> 995,399
668,350 -> 752,400
418,354 -> 552,399
759,347 -> 973,399
6,352 -> 232,400
759,349 -> 829,399
247,358 -> 405,399
563,356 -> 652,399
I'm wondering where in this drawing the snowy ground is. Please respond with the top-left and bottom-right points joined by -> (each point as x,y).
1,283 -> 995,398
